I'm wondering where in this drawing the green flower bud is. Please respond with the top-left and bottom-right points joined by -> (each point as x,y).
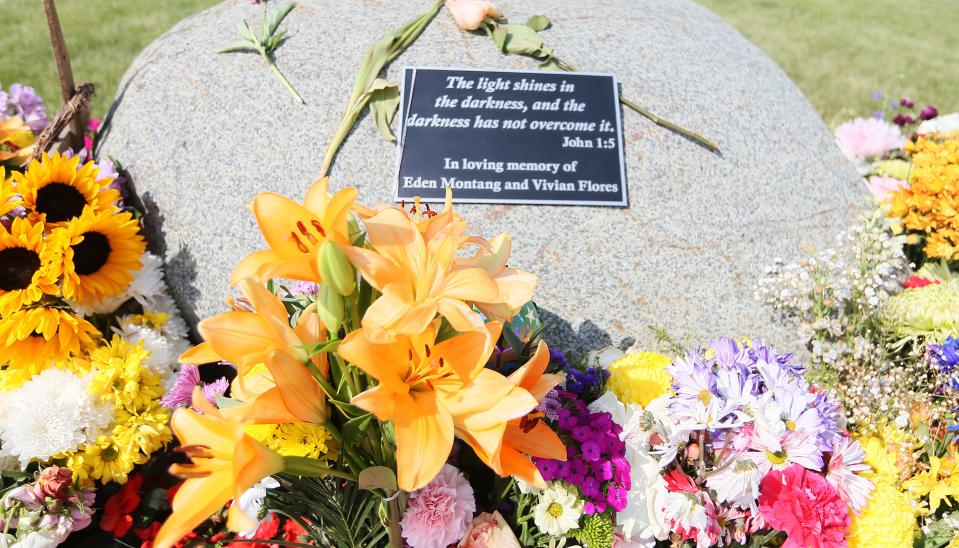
316,284 -> 344,331
317,241 -> 355,296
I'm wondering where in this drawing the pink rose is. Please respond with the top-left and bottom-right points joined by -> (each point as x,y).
34,466 -> 73,501
445,0 -> 499,30
457,511 -> 520,548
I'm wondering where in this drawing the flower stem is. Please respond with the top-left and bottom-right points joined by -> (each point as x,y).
263,52 -> 305,104
387,496 -> 403,547
283,456 -> 356,480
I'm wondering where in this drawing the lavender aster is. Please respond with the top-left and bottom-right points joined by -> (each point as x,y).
2,83 -> 47,132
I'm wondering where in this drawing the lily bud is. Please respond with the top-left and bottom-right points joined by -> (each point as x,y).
317,242 -> 355,296
316,284 -> 344,331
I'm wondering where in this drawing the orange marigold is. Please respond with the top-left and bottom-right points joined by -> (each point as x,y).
887,133 -> 959,260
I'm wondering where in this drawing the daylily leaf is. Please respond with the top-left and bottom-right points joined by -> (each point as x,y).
343,413 -> 374,445
218,42 -> 257,54
358,466 -> 398,494
526,15 -> 551,32
490,24 -> 508,51
368,82 -> 400,142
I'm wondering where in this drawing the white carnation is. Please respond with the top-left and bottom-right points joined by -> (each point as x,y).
0,369 -> 113,468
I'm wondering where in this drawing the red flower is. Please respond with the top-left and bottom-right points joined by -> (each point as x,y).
663,468 -> 698,493
222,513 -> 281,548
134,521 -> 161,548
904,275 -> 940,289
283,518 -> 309,543
759,464 -> 849,548
101,474 -> 144,537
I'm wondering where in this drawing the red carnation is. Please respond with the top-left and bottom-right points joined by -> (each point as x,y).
101,474 -> 144,537
759,464 -> 849,548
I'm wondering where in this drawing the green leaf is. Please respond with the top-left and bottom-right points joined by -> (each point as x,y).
367,81 -> 400,142
525,15 -> 551,32
267,3 -> 297,39
214,394 -> 244,409
329,399 -> 370,419
236,21 -> 255,41
358,466 -> 397,494
343,413 -> 374,445
501,24 -> 545,57
300,338 -> 341,357
218,41 -> 257,54
490,24 -> 508,51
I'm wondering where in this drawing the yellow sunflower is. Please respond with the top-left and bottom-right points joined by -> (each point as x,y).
15,151 -> 119,227
61,207 -> 145,307
0,116 -> 36,168
0,305 -> 99,368
1,166 -> 22,216
0,217 -> 65,317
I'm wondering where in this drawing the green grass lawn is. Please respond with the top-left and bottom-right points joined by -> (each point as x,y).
0,0 -> 955,125
0,0 -> 219,118
697,0 -> 959,126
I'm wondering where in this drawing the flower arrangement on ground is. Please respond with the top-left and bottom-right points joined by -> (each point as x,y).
0,84 -> 189,546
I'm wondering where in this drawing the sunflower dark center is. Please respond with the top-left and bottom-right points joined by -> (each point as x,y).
35,182 -> 87,222
72,232 -> 111,275
0,247 -> 41,291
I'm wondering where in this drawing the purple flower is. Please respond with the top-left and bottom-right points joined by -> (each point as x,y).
899,97 -> 914,109
162,365 -> 229,409
871,90 -> 883,102
581,441 -> 601,462
920,105 -> 939,121
288,281 -> 319,295
3,83 -> 48,132
893,113 -> 915,127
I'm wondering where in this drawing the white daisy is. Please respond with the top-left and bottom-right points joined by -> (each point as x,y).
705,457 -> 762,507
533,482 -> 583,536
747,430 -> 823,476
0,369 -> 113,468
826,437 -> 873,514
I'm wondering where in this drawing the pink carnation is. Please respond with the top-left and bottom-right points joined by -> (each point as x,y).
401,464 -> 476,548
866,175 -> 907,200
835,117 -> 904,161
759,464 -> 849,548
458,511 -> 520,548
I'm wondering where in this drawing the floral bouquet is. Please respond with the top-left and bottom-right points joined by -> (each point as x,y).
0,84 -> 189,546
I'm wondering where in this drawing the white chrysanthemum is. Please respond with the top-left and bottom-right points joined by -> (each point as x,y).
67,252 -> 168,315
113,320 -> 186,376
532,482 -> 582,536
0,369 -> 112,468
146,294 -> 189,341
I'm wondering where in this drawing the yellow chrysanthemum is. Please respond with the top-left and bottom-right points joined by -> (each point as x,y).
607,351 -> 673,406
847,481 -> 916,548
0,166 -> 22,216
89,336 -> 164,410
0,305 -> 99,368
0,216 -> 65,316
15,151 -> 118,227
67,435 -> 146,485
886,134 -> 959,260
112,404 -> 172,456
0,116 -> 36,168
61,207 -> 145,307
244,422 -> 334,461
125,311 -> 170,330
884,279 -> 959,344
857,434 -> 903,483
948,534 -> 959,548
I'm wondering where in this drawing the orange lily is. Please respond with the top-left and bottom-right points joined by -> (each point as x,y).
338,321 -> 539,490
180,278 -> 327,379
222,348 -> 328,424
455,341 -> 566,487
231,177 -> 356,284
153,394 -> 285,548
342,206 -> 500,342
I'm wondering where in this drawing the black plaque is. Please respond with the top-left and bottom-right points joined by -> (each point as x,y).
395,67 -> 627,206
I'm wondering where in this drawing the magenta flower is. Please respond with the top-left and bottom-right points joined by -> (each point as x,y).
759,465 -> 849,548
920,105 -> 939,120
161,365 -> 229,409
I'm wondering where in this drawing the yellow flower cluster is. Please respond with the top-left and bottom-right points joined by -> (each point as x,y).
887,133 -> 959,259
607,351 -> 673,406
847,482 -> 915,548
0,153 -> 145,372
246,421 -> 335,461
64,336 -> 171,485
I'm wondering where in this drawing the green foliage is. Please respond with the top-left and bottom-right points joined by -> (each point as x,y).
218,3 -> 304,103
268,476 -> 387,548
